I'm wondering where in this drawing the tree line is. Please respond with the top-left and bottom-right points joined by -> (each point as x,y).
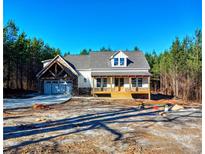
3,20 -> 61,91
145,30 -> 202,102
78,46 -> 140,55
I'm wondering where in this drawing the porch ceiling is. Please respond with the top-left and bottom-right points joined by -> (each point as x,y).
91,71 -> 151,77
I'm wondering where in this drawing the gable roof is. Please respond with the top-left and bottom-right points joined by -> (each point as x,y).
36,55 -> 78,79
109,50 -> 128,59
42,51 -> 150,70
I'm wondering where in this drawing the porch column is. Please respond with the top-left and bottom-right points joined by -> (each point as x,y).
92,77 -> 95,96
129,77 -> 131,91
110,77 -> 112,92
148,76 -> 151,100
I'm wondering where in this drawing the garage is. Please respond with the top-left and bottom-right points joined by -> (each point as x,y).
36,55 -> 78,95
44,80 -> 73,95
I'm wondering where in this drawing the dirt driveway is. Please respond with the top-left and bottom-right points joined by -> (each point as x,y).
4,97 -> 202,154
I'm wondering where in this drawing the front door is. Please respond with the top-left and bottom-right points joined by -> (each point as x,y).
114,78 -> 124,91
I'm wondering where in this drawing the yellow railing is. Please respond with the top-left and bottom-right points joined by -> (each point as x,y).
94,87 -> 111,92
93,87 -> 149,93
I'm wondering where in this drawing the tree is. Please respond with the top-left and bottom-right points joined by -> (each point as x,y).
100,46 -> 112,52
146,31 -> 202,102
80,49 -> 89,55
64,51 -> 70,56
15,32 -> 27,89
134,46 -> 140,51
3,20 -> 61,92
3,20 -> 19,89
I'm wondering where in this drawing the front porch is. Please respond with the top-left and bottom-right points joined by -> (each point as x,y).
92,76 -> 151,99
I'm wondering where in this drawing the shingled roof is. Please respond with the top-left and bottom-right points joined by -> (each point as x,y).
64,54 -> 91,69
49,51 -> 150,70
90,51 -> 150,69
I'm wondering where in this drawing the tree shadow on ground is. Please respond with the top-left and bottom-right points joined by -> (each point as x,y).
151,93 -> 174,100
4,106 -> 201,152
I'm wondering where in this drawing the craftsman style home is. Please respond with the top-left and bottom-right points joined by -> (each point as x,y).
36,50 -> 151,99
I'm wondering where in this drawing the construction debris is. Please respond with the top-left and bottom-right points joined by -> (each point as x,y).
139,103 -> 145,110
153,105 -> 159,110
35,118 -> 47,122
164,104 -> 170,112
32,104 -> 50,110
171,104 -> 184,111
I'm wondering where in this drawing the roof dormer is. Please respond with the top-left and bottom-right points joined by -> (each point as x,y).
110,50 -> 128,67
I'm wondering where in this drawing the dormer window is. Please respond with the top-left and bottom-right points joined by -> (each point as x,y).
120,58 -> 124,66
114,58 -> 118,66
110,51 -> 128,67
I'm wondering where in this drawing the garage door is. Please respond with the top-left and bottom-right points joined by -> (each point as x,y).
44,80 -> 72,95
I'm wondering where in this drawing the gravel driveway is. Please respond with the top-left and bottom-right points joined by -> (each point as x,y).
4,94 -> 71,109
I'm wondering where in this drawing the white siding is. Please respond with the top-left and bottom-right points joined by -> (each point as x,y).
124,78 -> 129,88
142,77 -> 148,88
92,77 -> 148,88
107,77 -> 115,88
75,69 -> 149,89
123,77 -> 148,88
78,70 -> 92,88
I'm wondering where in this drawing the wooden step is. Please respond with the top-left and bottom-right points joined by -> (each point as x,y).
111,92 -> 132,99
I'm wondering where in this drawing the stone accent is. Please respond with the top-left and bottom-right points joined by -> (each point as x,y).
78,88 -> 91,95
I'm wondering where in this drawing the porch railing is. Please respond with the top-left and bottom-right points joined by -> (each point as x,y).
93,87 -> 111,92
93,87 -> 149,93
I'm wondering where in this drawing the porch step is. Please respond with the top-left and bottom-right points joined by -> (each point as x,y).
111,92 -> 132,99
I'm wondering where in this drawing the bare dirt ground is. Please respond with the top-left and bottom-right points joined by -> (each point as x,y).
4,97 -> 202,154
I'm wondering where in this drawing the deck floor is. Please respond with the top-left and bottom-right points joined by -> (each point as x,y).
93,91 -> 150,99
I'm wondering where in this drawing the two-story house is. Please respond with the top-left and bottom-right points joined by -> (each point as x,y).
36,50 -> 151,99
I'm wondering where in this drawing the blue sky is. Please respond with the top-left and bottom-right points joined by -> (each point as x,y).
4,0 -> 202,54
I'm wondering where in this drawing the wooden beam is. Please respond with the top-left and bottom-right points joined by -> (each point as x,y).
55,63 -> 57,74
57,69 -> 65,77
49,70 -> 56,77
56,61 -> 64,69
129,77 -> 131,91
92,77 -> 95,96
56,61 -> 76,78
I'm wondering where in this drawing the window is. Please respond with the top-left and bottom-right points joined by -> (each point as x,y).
96,78 -> 101,87
84,78 -> 87,82
114,58 -> 118,66
102,78 -> 107,87
138,78 -> 142,87
132,78 -> 137,87
120,58 -> 124,66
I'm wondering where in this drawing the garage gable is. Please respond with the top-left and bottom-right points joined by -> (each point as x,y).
36,55 -> 78,80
